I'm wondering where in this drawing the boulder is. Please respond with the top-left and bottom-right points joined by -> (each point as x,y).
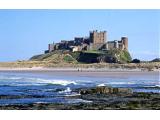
79,86 -> 133,95
131,59 -> 141,63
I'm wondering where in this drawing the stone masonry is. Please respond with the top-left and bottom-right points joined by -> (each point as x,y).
45,30 -> 128,53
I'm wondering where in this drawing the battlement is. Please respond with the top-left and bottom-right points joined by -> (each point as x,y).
89,30 -> 107,44
45,30 -> 128,53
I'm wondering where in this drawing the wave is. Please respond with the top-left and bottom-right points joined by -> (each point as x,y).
142,85 -> 160,88
0,75 -> 78,86
97,82 -> 136,87
20,77 -> 78,86
155,85 -> 160,87
38,79 -> 77,86
134,89 -> 160,93
64,93 -> 81,97
107,82 -> 135,85
58,87 -> 72,93
0,76 -> 24,80
66,99 -> 92,104
97,84 -> 106,87
58,87 -> 82,97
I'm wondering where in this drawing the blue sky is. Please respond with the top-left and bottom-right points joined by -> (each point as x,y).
0,9 -> 159,62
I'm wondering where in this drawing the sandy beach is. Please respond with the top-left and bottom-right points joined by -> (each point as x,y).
0,60 -> 159,72
0,67 -> 159,81
0,66 -> 159,73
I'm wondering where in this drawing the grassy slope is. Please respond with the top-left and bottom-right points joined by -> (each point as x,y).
1,50 -> 156,70
77,49 -> 132,63
30,49 -> 132,63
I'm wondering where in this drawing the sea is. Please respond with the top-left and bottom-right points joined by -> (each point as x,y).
0,71 -> 159,105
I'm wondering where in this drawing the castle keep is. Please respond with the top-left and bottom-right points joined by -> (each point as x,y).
45,30 -> 128,53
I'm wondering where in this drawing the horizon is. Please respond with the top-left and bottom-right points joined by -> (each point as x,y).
0,9 -> 159,62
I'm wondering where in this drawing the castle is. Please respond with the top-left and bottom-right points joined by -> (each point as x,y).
45,30 -> 128,53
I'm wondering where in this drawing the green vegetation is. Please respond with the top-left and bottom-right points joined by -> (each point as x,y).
77,49 -> 132,63
30,51 -> 76,64
30,49 -> 132,64
69,51 -> 81,60
83,50 -> 103,54
63,54 -> 76,63
119,50 -> 132,63
77,51 -> 102,63
30,53 -> 53,61
2,49 -> 159,70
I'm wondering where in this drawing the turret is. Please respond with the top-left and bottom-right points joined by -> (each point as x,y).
121,37 -> 128,50
89,30 -> 107,44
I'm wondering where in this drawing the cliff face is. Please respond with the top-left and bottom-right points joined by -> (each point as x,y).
77,49 -> 132,63
30,49 -> 132,64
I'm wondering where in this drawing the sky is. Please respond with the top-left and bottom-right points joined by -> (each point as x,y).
0,9 -> 159,62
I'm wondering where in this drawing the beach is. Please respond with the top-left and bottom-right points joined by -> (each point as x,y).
0,61 -> 159,72
0,66 -> 159,72
0,67 -> 159,81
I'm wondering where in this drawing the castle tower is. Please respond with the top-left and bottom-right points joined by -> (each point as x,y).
48,43 -> 54,52
114,40 -> 118,49
121,37 -> 128,50
89,30 -> 107,44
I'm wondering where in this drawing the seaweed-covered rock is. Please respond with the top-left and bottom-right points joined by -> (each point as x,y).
79,86 -> 133,95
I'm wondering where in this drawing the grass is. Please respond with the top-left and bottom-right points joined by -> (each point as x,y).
1,49 -> 159,69
119,50 -> 132,62
63,54 -> 76,63
69,51 -> 81,59
83,50 -> 103,54
30,49 -> 133,64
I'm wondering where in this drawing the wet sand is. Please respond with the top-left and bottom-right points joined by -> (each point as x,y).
0,67 -> 159,82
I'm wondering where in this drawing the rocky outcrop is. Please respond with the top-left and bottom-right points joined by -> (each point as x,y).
77,49 -> 132,63
151,58 -> 160,62
79,86 -> 133,95
30,49 -> 132,64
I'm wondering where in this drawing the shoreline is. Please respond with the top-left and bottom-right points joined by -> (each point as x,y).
0,67 -> 159,72
0,61 -> 159,72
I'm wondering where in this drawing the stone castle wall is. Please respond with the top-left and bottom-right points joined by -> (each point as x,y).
45,30 -> 128,53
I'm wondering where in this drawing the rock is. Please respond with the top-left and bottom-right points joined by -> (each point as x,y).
131,59 -> 141,63
79,86 -> 133,95
151,58 -> 160,62
96,86 -> 110,94
80,88 -> 94,95
115,88 -> 133,94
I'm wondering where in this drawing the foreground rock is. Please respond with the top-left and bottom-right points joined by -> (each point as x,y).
0,86 -> 159,110
79,86 -> 133,95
